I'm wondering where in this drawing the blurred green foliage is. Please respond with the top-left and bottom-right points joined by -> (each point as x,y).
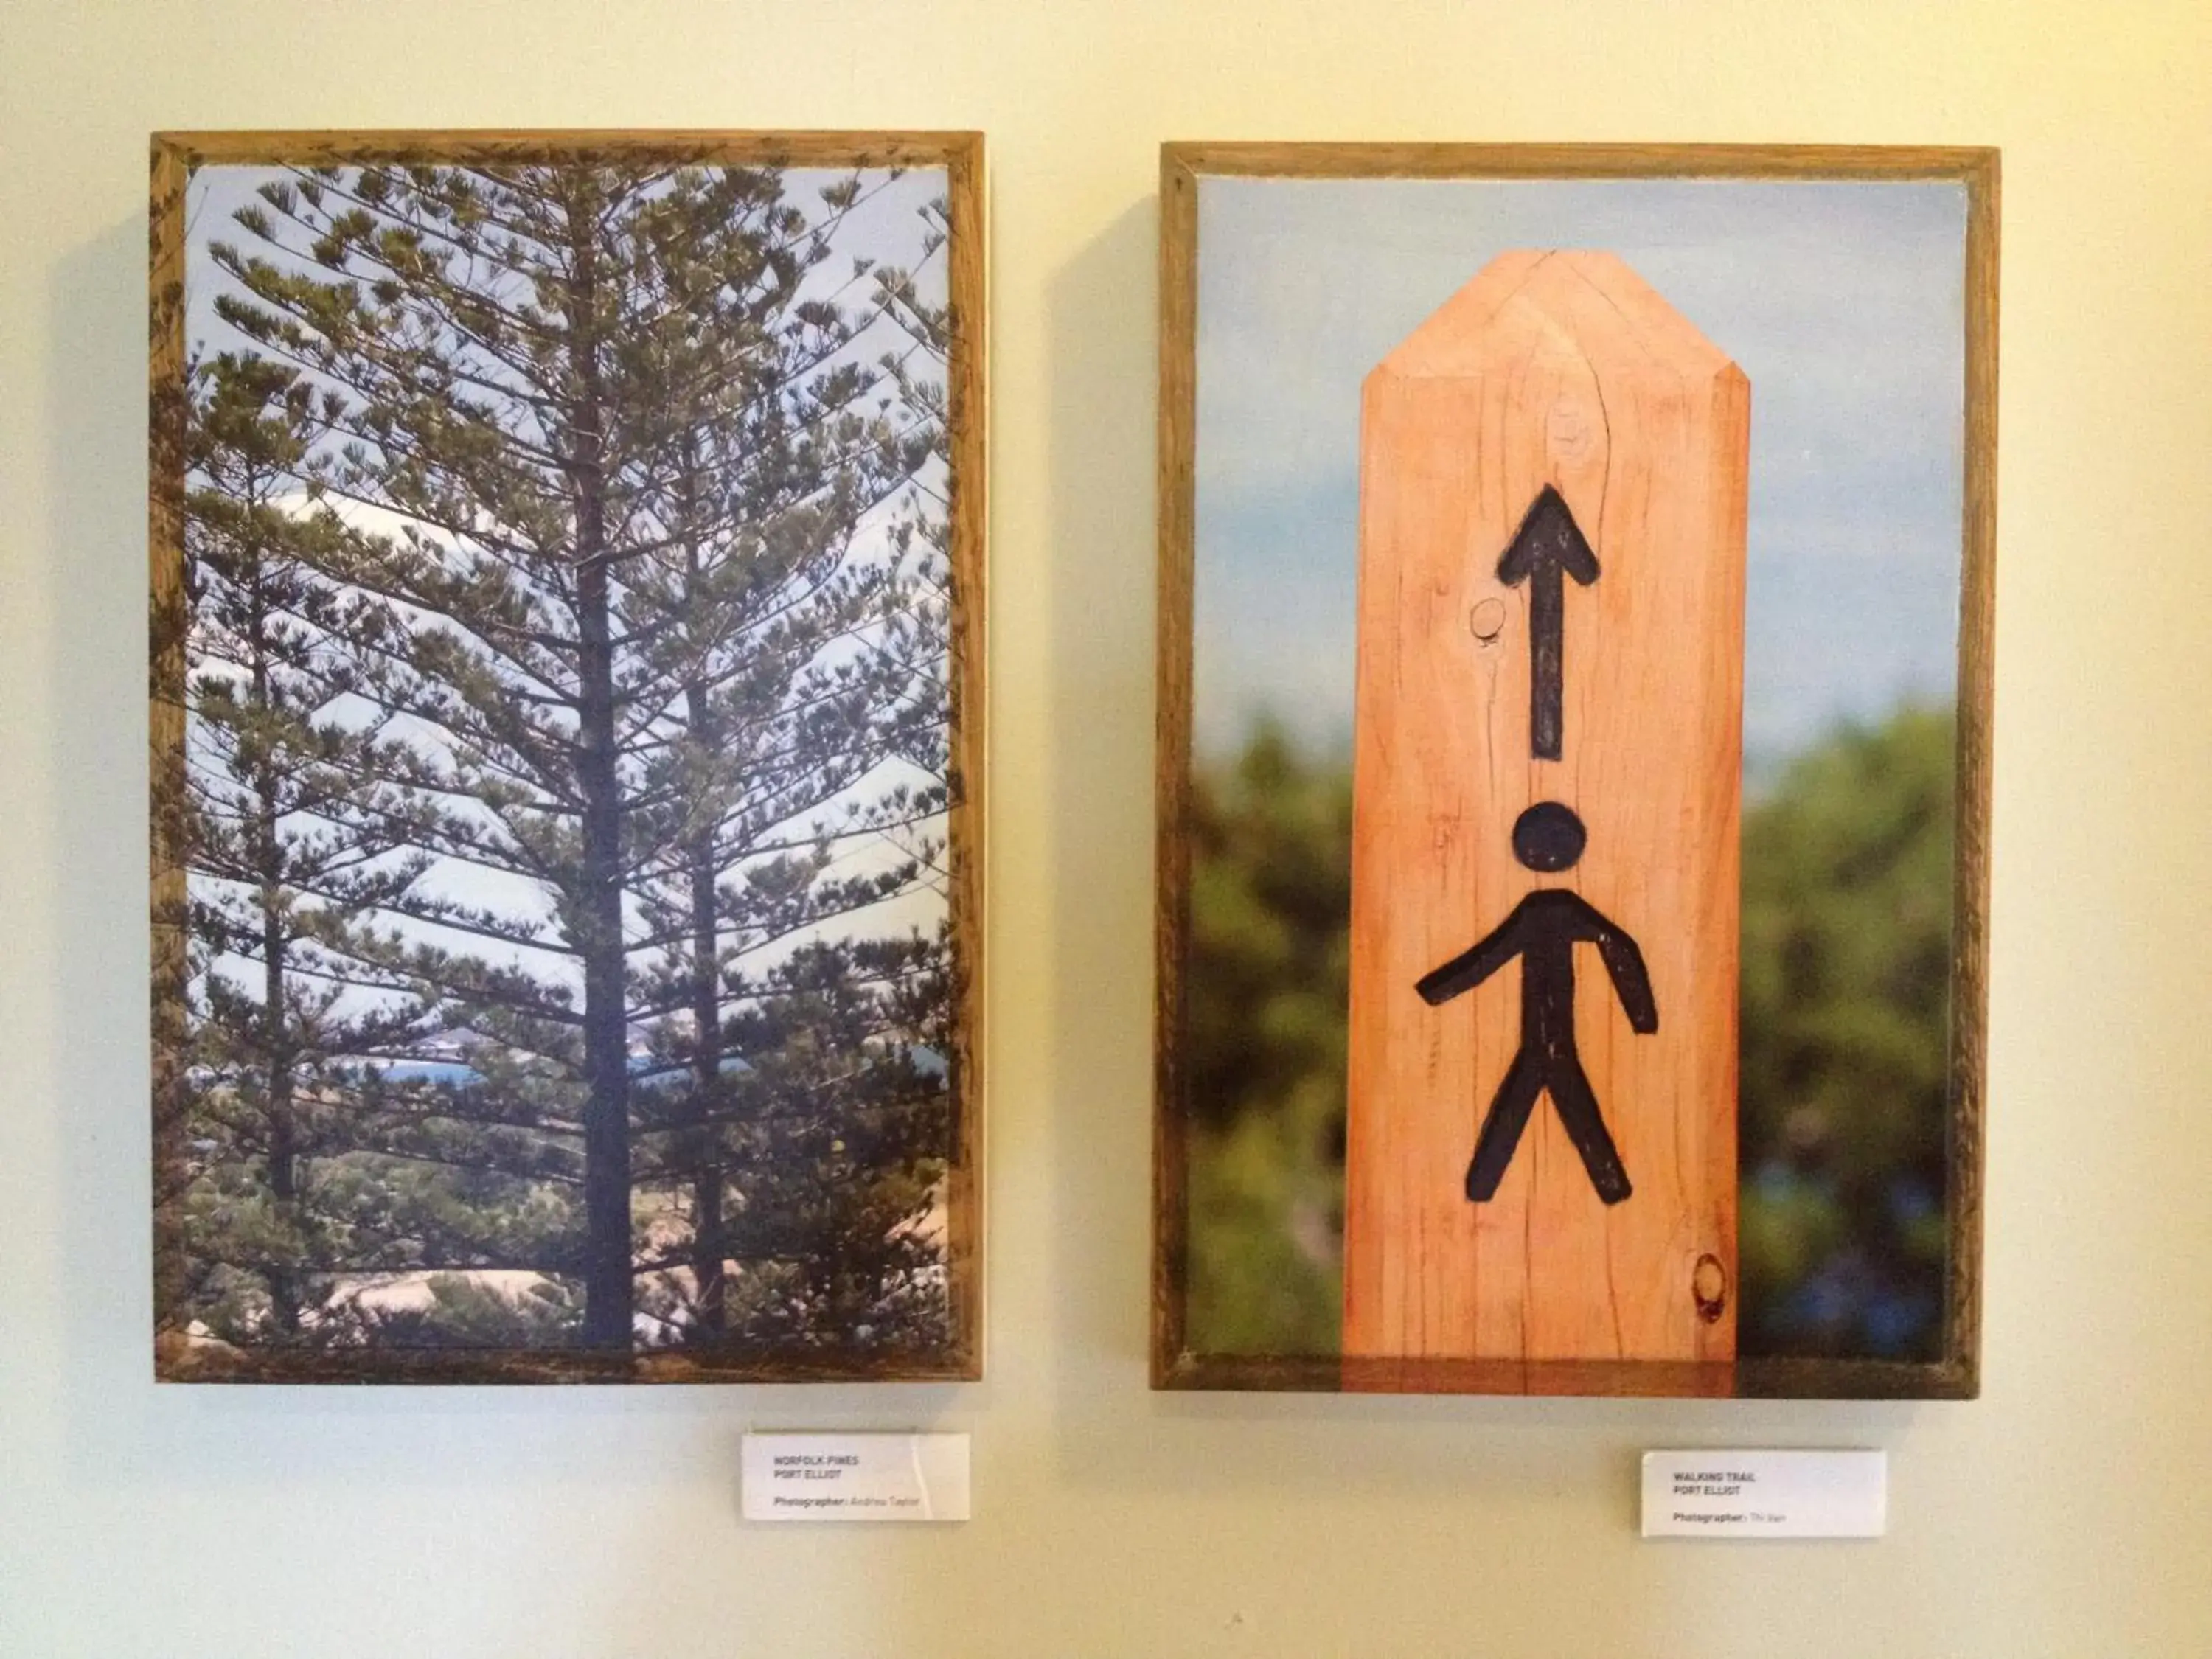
1183,723 -> 1349,1354
1739,706 -> 1955,1358
1182,706 -> 1955,1360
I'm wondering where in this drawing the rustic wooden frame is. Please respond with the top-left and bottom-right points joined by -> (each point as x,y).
150,129 -> 987,1384
1152,142 -> 1997,1399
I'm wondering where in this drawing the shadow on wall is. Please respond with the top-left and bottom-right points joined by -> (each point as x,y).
1180,705 -> 1958,1363
1042,199 -> 1164,1399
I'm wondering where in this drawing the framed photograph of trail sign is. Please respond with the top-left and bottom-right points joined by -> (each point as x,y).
1153,143 -> 1996,1398
150,130 -> 985,1383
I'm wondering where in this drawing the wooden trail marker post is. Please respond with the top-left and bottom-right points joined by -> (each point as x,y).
1341,251 -> 1749,1385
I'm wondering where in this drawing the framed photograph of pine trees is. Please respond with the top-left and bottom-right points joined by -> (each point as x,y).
1152,144 -> 1996,1398
150,130 -> 985,1382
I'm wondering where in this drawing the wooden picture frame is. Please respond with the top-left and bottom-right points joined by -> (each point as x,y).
150,130 -> 985,1382
1153,143 -> 1996,1397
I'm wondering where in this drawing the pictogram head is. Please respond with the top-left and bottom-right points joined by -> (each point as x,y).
1511,801 -> 1586,872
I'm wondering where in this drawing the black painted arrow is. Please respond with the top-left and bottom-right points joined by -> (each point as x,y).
1496,485 -> 1600,762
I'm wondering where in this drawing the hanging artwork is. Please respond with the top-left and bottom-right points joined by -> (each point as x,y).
1152,143 -> 1996,1397
149,130 -> 986,1382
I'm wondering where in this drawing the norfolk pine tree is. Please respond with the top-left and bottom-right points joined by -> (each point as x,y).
616,169 -> 955,1346
176,351 -> 447,1337
192,158 -> 955,1350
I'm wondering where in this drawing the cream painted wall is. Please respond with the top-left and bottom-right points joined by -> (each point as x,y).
3,2 -> 2209,1654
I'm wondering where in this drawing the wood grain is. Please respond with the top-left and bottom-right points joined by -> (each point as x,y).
940,131 -> 990,1381
1161,142 -> 1997,183
148,130 -> 987,1385
1341,252 -> 1745,1382
1945,149 -> 2000,1400
1151,147 -> 1202,1386
151,130 -> 974,170
1156,1350 -> 1975,1399
148,139 -> 192,1340
1152,142 -> 1999,1400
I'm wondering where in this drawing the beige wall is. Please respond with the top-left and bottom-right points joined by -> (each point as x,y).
4,1 -> 2209,1653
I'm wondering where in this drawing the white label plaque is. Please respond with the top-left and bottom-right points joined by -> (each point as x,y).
742,1433 -> 970,1523
1641,1450 -> 1885,1539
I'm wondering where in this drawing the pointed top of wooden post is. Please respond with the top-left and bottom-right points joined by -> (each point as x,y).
1343,248 -> 1750,1382
1373,251 -> 1739,386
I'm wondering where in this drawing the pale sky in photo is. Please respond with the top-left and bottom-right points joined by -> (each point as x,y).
184,165 -> 953,1009
1192,176 -> 1968,779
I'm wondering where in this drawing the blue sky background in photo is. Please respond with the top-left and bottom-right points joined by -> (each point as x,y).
1192,176 -> 1968,782
183,165 -> 953,998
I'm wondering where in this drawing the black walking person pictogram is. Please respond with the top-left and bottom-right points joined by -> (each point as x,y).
1414,801 -> 1658,1206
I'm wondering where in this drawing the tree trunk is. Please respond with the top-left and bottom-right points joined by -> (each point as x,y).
676,469 -> 729,1340
686,673 -> 727,1337
261,877 -> 301,1336
568,184 -> 634,1350
251,559 -> 301,1337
